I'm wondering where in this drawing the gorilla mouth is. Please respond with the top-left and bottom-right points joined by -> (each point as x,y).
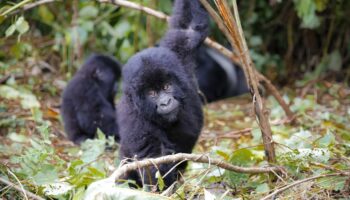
157,100 -> 180,115
157,102 -> 180,122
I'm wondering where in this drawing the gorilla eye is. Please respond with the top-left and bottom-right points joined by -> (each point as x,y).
163,84 -> 171,91
148,90 -> 157,97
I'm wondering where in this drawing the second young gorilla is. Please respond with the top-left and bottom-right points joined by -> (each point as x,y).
117,0 -> 208,188
61,54 -> 121,144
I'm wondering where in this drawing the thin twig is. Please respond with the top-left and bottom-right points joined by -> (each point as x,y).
9,0 -> 59,16
310,162 -> 349,174
7,169 -> 28,200
1,0 -> 32,16
0,175 -> 45,200
216,128 -> 251,139
261,173 -> 349,200
111,153 -> 284,181
99,0 -> 168,20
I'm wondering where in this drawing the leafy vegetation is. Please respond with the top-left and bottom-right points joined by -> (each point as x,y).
0,0 -> 349,199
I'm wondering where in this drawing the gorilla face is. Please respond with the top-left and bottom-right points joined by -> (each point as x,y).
146,83 -> 180,122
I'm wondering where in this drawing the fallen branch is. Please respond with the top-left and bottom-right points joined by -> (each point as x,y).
98,0 -> 294,122
111,153 -> 284,181
261,173 -> 349,200
217,128 -> 252,139
0,176 -> 45,200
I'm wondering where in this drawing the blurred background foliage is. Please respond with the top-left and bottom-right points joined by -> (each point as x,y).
1,1 -> 350,198
0,0 -> 349,83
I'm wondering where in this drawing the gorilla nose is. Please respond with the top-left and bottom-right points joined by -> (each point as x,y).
160,97 -> 172,107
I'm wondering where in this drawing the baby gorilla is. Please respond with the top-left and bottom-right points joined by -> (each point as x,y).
117,0 -> 208,189
61,54 -> 121,144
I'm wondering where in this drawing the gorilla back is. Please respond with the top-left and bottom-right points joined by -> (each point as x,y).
61,54 -> 121,144
117,0 -> 208,189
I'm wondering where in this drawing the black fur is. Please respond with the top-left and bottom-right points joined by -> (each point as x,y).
196,45 -> 249,102
61,54 -> 121,144
117,0 -> 208,189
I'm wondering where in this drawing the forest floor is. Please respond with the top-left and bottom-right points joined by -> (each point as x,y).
0,67 -> 350,199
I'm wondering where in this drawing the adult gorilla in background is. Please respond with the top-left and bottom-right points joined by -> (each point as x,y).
61,54 -> 121,144
117,0 -> 208,189
196,44 -> 249,102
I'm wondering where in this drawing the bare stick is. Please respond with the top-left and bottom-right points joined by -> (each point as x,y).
261,173 -> 348,200
111,153 -> 284,181
22,0 -> 57,10
258,73 -> 294,119
9,0 -> 59,16
99,0 -> 168,20
0,176 -> 45,200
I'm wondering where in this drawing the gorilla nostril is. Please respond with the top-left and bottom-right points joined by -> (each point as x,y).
166,98 -> 172,106
161,98 -> 172,107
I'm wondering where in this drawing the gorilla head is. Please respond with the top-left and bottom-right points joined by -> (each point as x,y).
122,48 -> 192,124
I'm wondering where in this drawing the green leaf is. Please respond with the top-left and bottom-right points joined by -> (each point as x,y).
15,16 -> 30,34
85,178 -> 170,200
156,170 -> 165,191
314,0 -> 329,12
284,129 -> 313,149
38,5 -> 54,24
255,183 -> 270,194
315,131 -> 335,147
294,0 -> 320,29
251,128 -> 262,143
225,149 -> 255,186
68,159 -> 84,175
0,85 -> 20,99
72,187 -> 85,200
229,149 -> 255,166
114,21 -> 131,38
32,107 -> 44,122
5,24 -> 16,37
0,15 -> 4,24
79,5 -> 98,19
328,50 -> 342,71
20,92 -> 40,109
88,167 -> 105,178
33,164 -> 58,185
317,176 -> 346,191
80,137 -> 106,163
215,149 -> 230,160
8,133 -> 27,143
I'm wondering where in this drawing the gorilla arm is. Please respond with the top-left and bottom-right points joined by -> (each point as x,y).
159,0 -> 209,57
